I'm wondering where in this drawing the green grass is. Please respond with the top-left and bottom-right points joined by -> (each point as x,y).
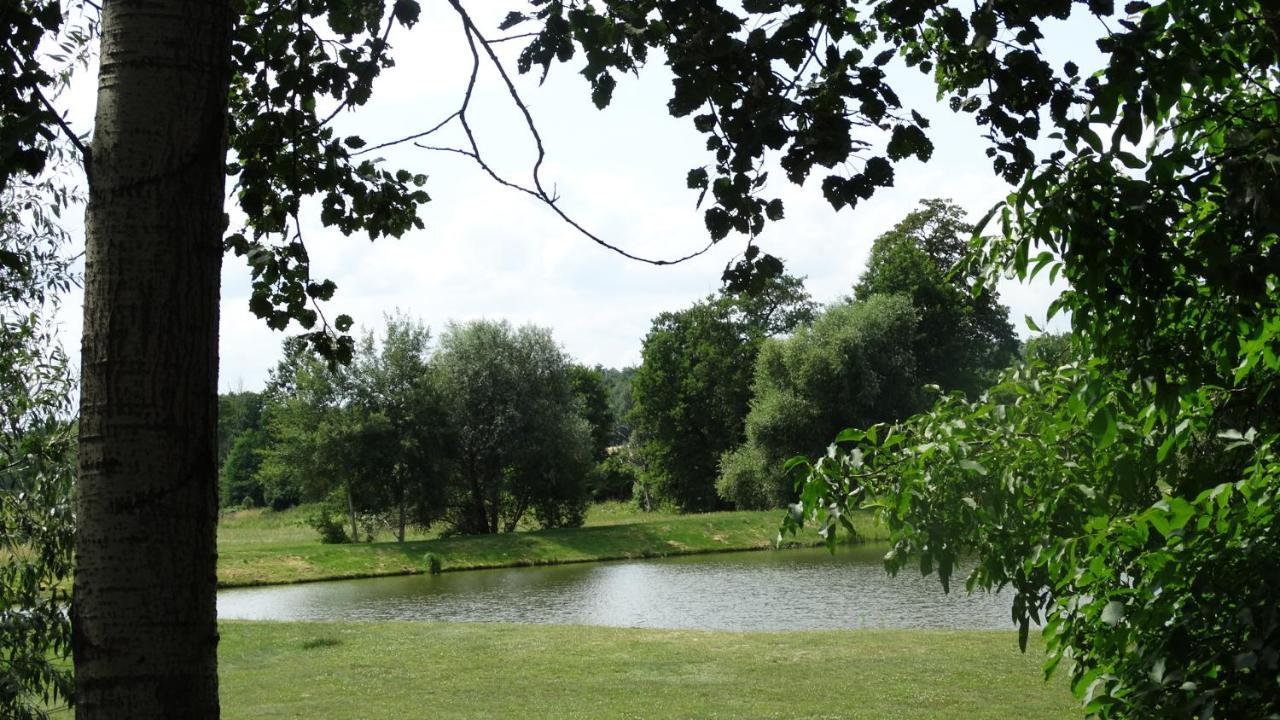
218,501 -> 713,550
217,504 -> 439,549
217,505 -> 879,587
219,621 -> 1081,719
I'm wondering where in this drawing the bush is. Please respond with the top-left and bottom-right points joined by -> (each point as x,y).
715,444 -> 776,509
307,505 -> 349,544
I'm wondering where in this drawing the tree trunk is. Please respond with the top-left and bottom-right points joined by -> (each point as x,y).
397,485 -> 406,543
73,2 -> 232,718
346,481 -> 359,542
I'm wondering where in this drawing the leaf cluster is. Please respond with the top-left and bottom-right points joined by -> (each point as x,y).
784,3 -> 1280,718
507,0 -> 936,286
630,274 -> 814,511
226,0 -> 430,362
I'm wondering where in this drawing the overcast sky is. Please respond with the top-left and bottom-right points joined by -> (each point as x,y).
53,2 -> 1089,392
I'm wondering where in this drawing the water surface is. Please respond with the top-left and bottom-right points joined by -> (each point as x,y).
219,545 -> 1013,631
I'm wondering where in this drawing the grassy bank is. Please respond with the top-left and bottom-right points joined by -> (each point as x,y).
217,503 -> 882,587
220,621 -> 1079,719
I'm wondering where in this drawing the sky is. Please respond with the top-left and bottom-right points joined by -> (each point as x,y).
51,2 -> 1086,392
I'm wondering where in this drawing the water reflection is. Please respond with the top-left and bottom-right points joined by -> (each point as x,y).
218,545 -> 1014,631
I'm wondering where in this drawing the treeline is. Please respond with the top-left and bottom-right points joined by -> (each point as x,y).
218,319 -> 621,541
217,198 -> 1025,537
627,198 -> 1021,511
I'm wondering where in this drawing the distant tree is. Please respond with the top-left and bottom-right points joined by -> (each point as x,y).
216,390 -> 267,507
434,320 -> 591,533
568,365 -> 614,461
590,452 -> 639,502
730,272 -> 818,337
853,199 -> 1018,397
631,274 -> 814,511
717,296 -> 920,508
256,352 -> 357,525
218,429 -> 267,508
1021,332 -> 1075,367
598,366 -> 637,444
217,391 -> 264,466
346,316 -> 452,542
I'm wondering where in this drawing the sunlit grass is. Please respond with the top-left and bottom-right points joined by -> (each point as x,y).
219,622 -> 1081,719
216,503 -> 882,587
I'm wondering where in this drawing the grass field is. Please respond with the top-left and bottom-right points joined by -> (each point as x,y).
216,502 -> 882,587
219,622 -> 1080,719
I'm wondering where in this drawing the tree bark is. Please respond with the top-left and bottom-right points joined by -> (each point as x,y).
74,2 -> 232,718
346,481 -> 359,542
397,482 -> 406,543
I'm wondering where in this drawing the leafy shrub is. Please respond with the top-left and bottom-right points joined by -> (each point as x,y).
715,444 -> 774,509
306,505 -> 349,544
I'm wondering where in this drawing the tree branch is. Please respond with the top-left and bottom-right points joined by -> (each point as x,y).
32,86 -> 88,164
416,0 -> 718,267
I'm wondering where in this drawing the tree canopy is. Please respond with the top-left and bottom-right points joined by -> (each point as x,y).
630,275 -> 814,511
854,198 -> 1019,396
434,319 -> 593,533
719,295 -> 920,509
784,3 -> 1280,718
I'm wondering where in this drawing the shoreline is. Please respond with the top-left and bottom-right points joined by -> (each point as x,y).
216,538 -> 844,590
216,509 -> 884,589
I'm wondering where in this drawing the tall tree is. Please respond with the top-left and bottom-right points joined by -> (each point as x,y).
62,1 -> 431,712
216,391 -> 264,467
718,295 -> 920,508
782,3 -> 1280,719
73,3 -> 232,716
630,275 -> 814,511
598,366 -> 637,444
346,316 -> 451,542
257,351 -> 357,531
433,320 -> 591,533
568,364 -> 614,461
853,198 -> 1019,396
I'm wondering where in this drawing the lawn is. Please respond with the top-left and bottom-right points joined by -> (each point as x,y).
219,621 -> 1081,719
216,502 -> 883,587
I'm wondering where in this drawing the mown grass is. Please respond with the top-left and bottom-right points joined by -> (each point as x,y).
217,501 -> 704,549
219,621 -> 1081,719
217,505 -> 880,587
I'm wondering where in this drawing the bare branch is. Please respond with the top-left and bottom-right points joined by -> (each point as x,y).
352,110 -> 461,157
443,0 -> 716,267
489,31 -> 539,44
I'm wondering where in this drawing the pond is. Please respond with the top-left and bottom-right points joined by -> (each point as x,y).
218,544 -> 1015,631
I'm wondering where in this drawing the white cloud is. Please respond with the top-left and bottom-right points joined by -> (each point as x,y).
49,6 -> 1088,392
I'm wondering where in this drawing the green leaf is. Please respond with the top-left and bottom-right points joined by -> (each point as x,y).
1100,600 -> 1125,626
834,428 -> 863,444
1090,407 -> 1118,449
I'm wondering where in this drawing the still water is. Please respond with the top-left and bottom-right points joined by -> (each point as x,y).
218,545 -> 1014,631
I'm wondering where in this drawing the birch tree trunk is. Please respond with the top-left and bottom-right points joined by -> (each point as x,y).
74,1 -> 233,717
